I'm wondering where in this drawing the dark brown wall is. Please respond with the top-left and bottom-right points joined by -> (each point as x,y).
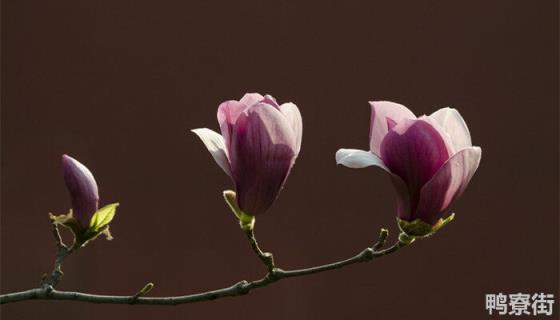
1,1 -> 558,319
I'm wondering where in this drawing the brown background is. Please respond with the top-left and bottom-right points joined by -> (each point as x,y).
1,1 -> 558,319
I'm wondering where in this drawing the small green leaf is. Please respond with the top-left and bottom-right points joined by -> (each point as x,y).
88,203 -> 119,232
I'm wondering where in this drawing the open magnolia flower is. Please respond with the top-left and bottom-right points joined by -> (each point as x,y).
51,155 -> 118,245
192,93 -> 302,218
336,101 -> 481,237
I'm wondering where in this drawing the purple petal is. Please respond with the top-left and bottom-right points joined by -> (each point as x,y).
390,173 -> 412,221
380,119 -> 450,217
191,128 -> 232,176
217,100 -> 249,153
62,155 -> 99,228
279,102 -> 303,154
414,147 -> 481,224
239,93 -> 264,106
429,107 -> 472,152
229,103 -> 297,215
369,101 -> 416,156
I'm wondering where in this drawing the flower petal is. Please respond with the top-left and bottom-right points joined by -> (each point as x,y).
62,155 -> 99,228
380,119 -> 451,216
335,148 -> 389,171
390,173 -> 413,222
414,146 -> 481,224
369,101 -> 416,156
217,100 -> 249,152
191,128 -> 232,176
229,104 -> 297,215
430,107 -> 472,151
239,93 -> 264,106
263,94 -> 280,108
279,102 -> 303,154
334,148 -> 411,221
417,115 -> 456,156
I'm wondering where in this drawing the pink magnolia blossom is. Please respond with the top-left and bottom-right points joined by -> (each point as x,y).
336,101 -> 481,229
193,93 -> 302,216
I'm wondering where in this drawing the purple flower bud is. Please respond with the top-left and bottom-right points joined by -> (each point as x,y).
62,154 -> 99,228
336,102 -> 481,227
193,93 -> 302,215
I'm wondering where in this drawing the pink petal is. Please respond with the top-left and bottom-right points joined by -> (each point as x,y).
369,101 -> 416,156
380,119 -> 451,217
414,146 -> 481,224
217,100 -> 248,153
262,94 -> 280,108
239,93 -> 264,106
229,103 -> 298,215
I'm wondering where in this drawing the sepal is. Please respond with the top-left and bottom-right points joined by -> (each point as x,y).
49,210 -> 83,240
397,213 -> 455,238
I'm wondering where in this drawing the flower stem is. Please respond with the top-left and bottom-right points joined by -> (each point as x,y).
244,228 -> 275,273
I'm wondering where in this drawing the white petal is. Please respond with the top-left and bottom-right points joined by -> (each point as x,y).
191,128 -> 231,176
335,148 -> 389,171
279,102 -> 303,154
369,101 -> 416,156
429,107 -> 472,151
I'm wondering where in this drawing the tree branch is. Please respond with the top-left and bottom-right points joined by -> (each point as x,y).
40,222 -> 75,289
0,227 -> 412,305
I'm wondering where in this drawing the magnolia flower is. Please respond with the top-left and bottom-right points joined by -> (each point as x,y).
62,154 -> 100,228
336,101 -> 481,236
192,93 -> 302,216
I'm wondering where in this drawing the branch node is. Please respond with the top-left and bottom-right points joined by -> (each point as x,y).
130,283 -> 154,304
373,228 -> 389,251
39,273 -> 48,286
266,268 -> 283,282
262,252 -> 275,272
361,248 -> 374,261
39,285 -> 54,299
235,280 -> 250,295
